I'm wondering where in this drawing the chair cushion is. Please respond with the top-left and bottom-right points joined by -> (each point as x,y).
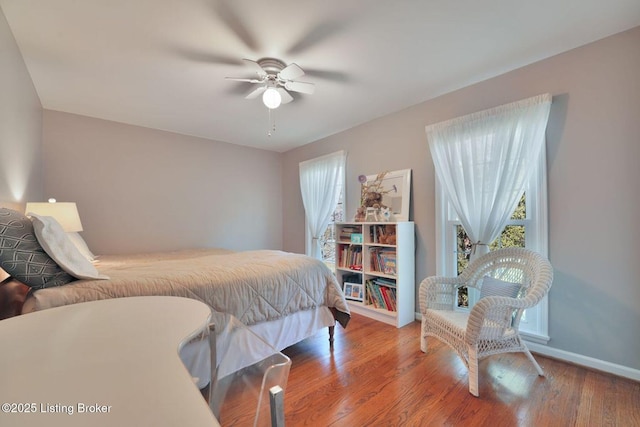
480,276 -> 521,299
425,309 -> 469,340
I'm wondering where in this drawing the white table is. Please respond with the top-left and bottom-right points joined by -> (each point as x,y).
0,296 -> 219,426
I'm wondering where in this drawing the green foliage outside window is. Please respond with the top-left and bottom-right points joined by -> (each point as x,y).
320,197 -> 344,268
456,194 -> 526,307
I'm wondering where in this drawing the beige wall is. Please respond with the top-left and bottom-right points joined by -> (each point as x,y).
3,0 -> 639,373
43,111 -> 283,255
283,27 -> 640,371
0,8 -> 43,207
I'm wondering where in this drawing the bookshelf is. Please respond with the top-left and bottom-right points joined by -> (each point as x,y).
335,221 -> 415,328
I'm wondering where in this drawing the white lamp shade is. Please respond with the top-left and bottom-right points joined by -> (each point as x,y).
0,201 -> 23,212
262,87 -> 282,109
25,202 -> 83,232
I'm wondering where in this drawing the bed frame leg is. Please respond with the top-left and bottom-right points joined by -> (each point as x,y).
328,325 -> 334,349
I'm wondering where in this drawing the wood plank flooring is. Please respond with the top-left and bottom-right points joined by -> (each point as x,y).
217,313 -> 640,426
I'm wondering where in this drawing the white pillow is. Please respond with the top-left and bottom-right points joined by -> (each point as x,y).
480,276 -> 521,299
29,213 -> 109,280
67,231 -> 96,262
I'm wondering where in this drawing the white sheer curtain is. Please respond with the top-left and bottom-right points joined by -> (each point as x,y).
299,150 -> 346,259
426,94 -> 552,261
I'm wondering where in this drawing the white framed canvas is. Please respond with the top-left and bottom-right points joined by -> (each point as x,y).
364,169 -> 411,221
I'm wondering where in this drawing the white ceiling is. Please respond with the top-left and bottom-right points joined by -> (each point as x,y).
2,1 -> 639,152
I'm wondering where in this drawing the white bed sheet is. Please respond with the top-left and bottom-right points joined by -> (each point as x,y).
182,306 -> 334,388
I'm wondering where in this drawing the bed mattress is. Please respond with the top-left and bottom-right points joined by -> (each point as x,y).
22,248 -> 350,327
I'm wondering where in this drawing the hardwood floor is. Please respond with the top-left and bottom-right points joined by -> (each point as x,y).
218,313 -> 640,426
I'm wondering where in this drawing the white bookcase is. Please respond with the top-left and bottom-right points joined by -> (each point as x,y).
335,221 -> 415,328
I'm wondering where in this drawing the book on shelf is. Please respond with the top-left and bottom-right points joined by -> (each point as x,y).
379,284 -> 395,311
365,281 -> 380,308
368,247 -> 397,275
379,252 -> 397,275
365,278 -> 397,312
340,245 -> 362,270
373,277 -> 397,287
339,226 -> 360,242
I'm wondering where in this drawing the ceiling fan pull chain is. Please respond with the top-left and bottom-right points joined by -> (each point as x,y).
272,110 -> 277,134
267,108 -> 276,137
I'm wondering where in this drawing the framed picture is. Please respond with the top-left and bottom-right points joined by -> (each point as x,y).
344,282 -> 364,302
364,169 -> 412,221
344,283 -> 353,297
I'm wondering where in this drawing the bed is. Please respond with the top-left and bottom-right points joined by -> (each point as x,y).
21,248 -> 350,346
0,207 -> 350,390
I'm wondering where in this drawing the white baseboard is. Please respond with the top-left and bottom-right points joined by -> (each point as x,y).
524,341 -> 640,382
414,312 -> 640,382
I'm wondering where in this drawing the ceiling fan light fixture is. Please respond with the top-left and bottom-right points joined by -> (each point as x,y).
262,87 -> 281,109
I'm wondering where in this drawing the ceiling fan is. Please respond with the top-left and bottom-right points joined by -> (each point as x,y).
225,58 -> 315,109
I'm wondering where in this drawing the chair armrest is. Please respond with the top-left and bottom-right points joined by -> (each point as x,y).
419,276 -> 464,313
465,295 -> 535,344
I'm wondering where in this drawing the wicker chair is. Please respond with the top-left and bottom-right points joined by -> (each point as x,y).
419,247 -> 553,397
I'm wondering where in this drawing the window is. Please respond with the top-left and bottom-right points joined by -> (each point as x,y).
453,194 -> 526,306
436,146 -> 549,343
428,94 -> 551,344
299,150 -> 346,261
314,187 -> 344,270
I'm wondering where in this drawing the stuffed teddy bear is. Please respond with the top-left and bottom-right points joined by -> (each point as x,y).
379,224 -> 396,244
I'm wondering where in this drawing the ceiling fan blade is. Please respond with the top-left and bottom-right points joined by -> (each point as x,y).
284,80 -> 315,95
213,1 -> 259,51
303,67 -> 350,83
170,45 -> 243,66
242,58 -> 267,78
225,77 -> 263,83
278,63 -> 305,80
286,18 -> 350,55
245,86 -> 267,99
278,88 -> 294,104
